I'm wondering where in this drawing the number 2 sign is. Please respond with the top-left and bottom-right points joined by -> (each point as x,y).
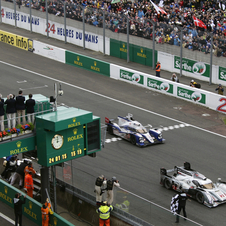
216,97 -> 226,113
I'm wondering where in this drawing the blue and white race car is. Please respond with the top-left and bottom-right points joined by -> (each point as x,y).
105,113 -> 165,147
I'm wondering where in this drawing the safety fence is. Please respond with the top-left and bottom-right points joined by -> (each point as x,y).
54,160 -> 203,226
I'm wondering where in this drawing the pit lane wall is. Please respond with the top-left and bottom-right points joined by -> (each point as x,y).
110,65 -> 226,114
0,179 -> 74,226
0,29 -> 33,51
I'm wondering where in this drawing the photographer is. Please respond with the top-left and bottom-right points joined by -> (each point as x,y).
106,176 -> 120,205
215,84 -> 224,95
94,175 -> 107,206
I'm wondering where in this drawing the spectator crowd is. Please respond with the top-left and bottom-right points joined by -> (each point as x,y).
4,0 -> 226,56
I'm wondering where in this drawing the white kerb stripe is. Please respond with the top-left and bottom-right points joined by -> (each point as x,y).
0,212 -> 14,224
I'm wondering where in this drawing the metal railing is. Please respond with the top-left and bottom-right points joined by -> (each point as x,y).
54,160 -> 203,226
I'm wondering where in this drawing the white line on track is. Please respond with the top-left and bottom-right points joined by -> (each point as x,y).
17,80 -> 27,83
0,212 -> 14,224
20,85 -> 48,90
1,60 -> 226,139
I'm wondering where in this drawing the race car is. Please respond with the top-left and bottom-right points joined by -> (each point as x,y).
160,162 -> 226,208
105,113 -> 165,147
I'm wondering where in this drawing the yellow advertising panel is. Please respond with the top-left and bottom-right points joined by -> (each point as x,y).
0,30 -> 31,51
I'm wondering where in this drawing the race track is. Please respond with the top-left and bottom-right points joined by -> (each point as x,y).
1,41 -> 226,226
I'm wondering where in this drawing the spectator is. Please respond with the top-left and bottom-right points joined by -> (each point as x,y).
26,94 -> 36,124
171,73 -> 179,82
5,94 -> 16,129
16,90 -> 26,125
0,96 -> 4,131
215,84 -> 224,95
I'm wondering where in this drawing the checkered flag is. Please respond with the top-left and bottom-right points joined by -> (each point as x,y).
171,194 -> 179,215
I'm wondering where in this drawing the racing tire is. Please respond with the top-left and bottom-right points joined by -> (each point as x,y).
164,179 -> 172,190
130,135 -> 136,145
196,192 -> 204,204
108,125 -> 113,135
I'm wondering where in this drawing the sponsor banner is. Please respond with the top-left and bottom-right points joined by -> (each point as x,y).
219,67 -> 226,82
177,87 -> 206,104
174,56 -> 210,77
0,29 -> 31,50
33,40 -> 65,63
120,69 -> 144,85
66,51 -> 110,76
147,78 -> 173,94
1,7 -> 109,54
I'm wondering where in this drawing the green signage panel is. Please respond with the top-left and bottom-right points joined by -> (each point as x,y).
174,56 -> 210,78
0,180 -> 74,226
65,51 -> 110,77
147,78 -> 173,94
219,66 -> 226,82
0,136 -> 35,158
110,39 -> 157,67
177,87 -> 206,104
120,69 -> 144,85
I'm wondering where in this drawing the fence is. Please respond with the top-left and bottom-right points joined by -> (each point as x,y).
54,159 -> 203,226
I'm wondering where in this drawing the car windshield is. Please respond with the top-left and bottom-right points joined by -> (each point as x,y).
136,126 -> 147,134
203,183 -> 214,189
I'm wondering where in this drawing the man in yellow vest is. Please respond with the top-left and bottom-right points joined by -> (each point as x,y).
96,201 -> 113,226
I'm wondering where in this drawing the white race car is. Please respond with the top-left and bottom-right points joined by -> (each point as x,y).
160,162 -> 226,208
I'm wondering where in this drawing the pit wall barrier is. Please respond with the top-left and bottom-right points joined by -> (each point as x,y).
110,64 -> 226,114
158,51 -> 226,86
0,179 -> 74,226
0,29 -> 33,51
2,32 -> 226,114
33,41 -> 65,63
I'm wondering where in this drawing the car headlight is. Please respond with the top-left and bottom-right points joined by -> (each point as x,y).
139,137 -> 145,142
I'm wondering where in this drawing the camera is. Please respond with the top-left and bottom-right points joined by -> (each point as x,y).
58,90 -> 64,96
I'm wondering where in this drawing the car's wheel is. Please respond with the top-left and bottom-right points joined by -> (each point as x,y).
164,179 -> 172,190
130,135 -> 136,145
108,125 -> 113,135
196,192 -> 204,204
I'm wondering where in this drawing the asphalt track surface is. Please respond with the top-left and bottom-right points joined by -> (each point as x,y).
0,25 -> 226,226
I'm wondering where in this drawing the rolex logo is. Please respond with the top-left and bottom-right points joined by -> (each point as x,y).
141,48 -> 143,53
77,56 -> 79,61
53,217 -> 58,226
73,129 -> 77,135
16,141 -> 22,148
73,118 -> 76,122
29,201 -> 33,209
4,186 -> 8,194
123,43 -> 125,48
94,61 -> 97,66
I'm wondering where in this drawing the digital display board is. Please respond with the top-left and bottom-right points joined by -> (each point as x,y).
36,107 -> 101,167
